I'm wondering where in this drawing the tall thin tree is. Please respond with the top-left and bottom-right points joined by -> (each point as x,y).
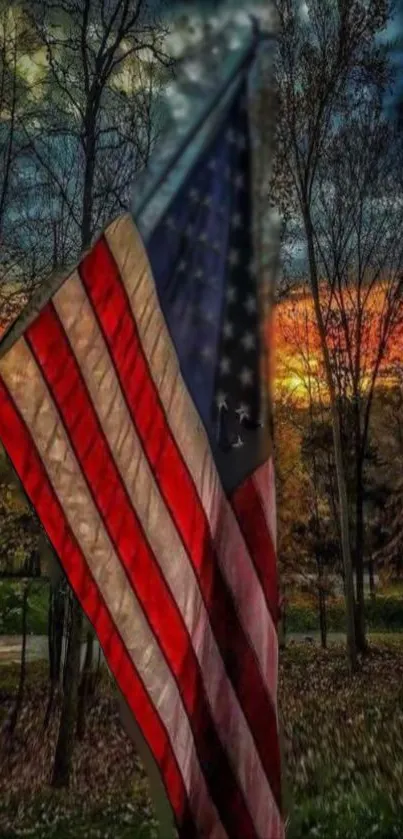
273,0 -> 390,670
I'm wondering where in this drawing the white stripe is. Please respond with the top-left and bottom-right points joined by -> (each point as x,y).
53,274 -> 282,837
252,458 -> 279,700
0,338 -> 228,839
106,216 -> 279,702
253,457 -> 277,551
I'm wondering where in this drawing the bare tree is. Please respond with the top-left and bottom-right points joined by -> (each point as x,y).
21,0 -> 171,251
275,289 -> 341,647
0,3 -> 41,327
312,97 -> 403,650
2,582 -> 30,742
0,3 -> 25,237
273,0 -> 390,671
51,595 -> 83,789
6,0 -> 173,786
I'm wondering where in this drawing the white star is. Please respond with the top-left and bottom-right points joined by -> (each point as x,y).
212,241 -> 221,253
219,357 -> 231,375
248,259 -> 258,276
232,435 -> 245,449
223,320 -> 234,339
245,296 -> 257,314
226,286 -> 237,304
177,260 -> 187,272
195,268 -> 204,280
228,249 -> 240,268
235,404 -> 250,422
203,195 -> 212,207
241,332 -> 255,351
204,310 -> 215,324
165,216 -> 176,230
207,159 -> 217,171
234,173 -> 245,191
199,231 -> 208,244
189,188 -> 200,203
216,391 -> 228,410
240,367 -> 253,387
231,213 -> 242,230
201,345 -> 214,362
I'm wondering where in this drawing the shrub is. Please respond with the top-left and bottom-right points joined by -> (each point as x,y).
0,581 -> 48,635
286,596 -> 403,633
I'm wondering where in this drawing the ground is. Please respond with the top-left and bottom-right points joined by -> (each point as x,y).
1,638 -> 403,838
282,637 -> 403,838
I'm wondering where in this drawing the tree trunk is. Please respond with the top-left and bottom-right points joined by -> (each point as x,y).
44,582 -> 65,729
317,561 -> 327,649
0,36 -> 17,238
52,596 -> 83,788
355,454 -> 367,653
54,584 -> 65,682
369,553 -> 376,601
81,121 -> 96,250
44,586 -> 56,730
76,629 -> 94,741
92,642 -> 102,697
279,603 -> 286,650
355,462 -> 367,653
304,207 -> 358,672
5,583 -> 29,740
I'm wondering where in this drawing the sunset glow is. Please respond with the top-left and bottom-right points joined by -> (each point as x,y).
273,283 -> 403,406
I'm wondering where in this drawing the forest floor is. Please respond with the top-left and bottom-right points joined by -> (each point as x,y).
1,638 -> 403,838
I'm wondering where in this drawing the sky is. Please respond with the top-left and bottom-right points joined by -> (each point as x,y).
163,0 -> 270,25
161,0 -> 403,116
133,0 -> 266,233
145,0 -> 403,276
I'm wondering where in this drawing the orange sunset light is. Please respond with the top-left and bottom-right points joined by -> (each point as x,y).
272,283 -> 403,406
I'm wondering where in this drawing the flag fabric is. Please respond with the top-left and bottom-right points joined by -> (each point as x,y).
0,78 -> 282,839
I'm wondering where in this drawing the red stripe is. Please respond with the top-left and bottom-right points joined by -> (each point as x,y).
0,375 -> 195,838
26,306 -> 259,839
232,474 -> 279,627
80,236 -> 282,812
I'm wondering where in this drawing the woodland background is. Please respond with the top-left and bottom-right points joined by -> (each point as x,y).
1,1 -> 403,837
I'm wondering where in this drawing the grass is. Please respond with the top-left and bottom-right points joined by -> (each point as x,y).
281,636 -> 403,837
0,794 -> 156,839
287,788 -> 403,839
2,640 -> 403,837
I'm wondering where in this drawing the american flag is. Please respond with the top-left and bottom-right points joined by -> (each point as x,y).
0,78 -> 282,839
